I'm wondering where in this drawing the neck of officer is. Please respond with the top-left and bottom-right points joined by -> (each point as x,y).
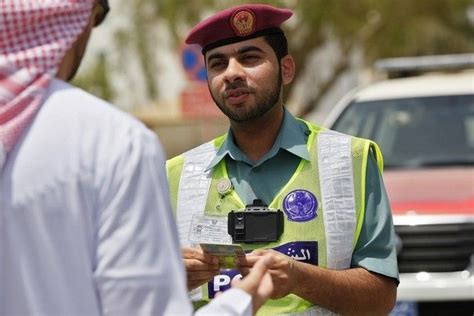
230,102 -> 284,164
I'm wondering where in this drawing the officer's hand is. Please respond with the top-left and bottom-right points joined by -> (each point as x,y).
231,254 -> 274,314
237,249 -> 297,299
182,247 -> 220,291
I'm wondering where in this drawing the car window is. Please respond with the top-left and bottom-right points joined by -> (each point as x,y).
331,95 -> 474,169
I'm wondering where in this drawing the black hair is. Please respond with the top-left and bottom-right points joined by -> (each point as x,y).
98,0 -> 109,12
95,0 -> 110,26
263,31 -> 289,63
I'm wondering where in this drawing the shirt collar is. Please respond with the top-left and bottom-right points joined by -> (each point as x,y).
206,130 -> 240,171
279,108 -> 311,161
206,107 -> 310,170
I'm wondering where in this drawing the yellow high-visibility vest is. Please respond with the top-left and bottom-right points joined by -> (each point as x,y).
167,121 -> 383,316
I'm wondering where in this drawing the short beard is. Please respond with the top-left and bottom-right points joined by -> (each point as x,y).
210,70 -> 282,122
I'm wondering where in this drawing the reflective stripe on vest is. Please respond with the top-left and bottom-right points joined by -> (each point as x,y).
176,141 -> 217,246
177,141 -> 217,301
318,130 -> 355,270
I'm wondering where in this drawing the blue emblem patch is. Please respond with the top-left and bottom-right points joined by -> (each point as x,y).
283,189 -> 318,222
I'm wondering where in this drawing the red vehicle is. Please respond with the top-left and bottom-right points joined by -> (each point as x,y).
324,58 -> 474,316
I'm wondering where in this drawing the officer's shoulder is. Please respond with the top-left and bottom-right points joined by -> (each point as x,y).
166,140 -> 213,164
166,155 -> 184,171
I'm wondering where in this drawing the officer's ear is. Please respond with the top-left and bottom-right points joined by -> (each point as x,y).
281,54 -> 295,85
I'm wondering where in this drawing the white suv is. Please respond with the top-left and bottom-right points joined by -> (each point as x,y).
324,60 -> 474,316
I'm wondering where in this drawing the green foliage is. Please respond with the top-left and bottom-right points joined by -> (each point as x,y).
73,53 -> 113,101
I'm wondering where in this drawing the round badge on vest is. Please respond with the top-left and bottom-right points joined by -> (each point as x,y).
217,178 -> 233,196
283,189 -> 318,222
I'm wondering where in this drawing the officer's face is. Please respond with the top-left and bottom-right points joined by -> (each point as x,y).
205,37 -> 283,122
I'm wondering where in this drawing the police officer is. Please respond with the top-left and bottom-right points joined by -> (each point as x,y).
167,4 -> 399,315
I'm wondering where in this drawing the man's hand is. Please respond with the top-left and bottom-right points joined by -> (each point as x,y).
231,254 -> 274,313
237,249 -> 297,299
238,249 -> 398,315
182,247 -> 220,291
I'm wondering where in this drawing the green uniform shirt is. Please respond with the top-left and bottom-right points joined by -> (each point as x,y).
207,108 -> 399,281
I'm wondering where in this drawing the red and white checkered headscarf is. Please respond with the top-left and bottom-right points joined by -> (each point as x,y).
0,0 -> 94,169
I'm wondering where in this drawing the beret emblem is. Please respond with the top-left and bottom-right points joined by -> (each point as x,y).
230,9 -> 256,36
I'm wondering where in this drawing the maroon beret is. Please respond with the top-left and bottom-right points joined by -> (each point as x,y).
185,4 -> 293,54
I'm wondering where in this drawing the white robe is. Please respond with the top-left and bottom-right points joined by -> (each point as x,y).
0,79 -> 251,316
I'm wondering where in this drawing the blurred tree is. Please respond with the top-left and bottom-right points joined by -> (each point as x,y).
74,53 -> 113,101
296,0 -> 474,117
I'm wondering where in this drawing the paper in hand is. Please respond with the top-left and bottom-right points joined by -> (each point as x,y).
200,243 -> 245,269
